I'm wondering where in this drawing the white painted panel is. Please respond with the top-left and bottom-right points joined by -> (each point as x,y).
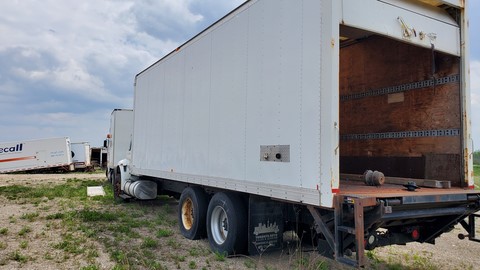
342,0 -> 460,56
208,10 -> 248,180
132,0 -> 338,207
182,37 -> 213,176
244,0 -> 303,188
319,0 -> 341,207
108,109 -> 133,170
161,54 -> 186,171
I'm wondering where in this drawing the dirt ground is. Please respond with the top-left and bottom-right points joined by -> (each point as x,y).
0,173 -> 479,270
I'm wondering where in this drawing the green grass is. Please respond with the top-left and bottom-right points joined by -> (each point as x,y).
17,226 -> 31,236
10,250 -> 28,263
474,165 -> 480,189
0,179 -> 104,200
20,212 -> 39,222
156,228 -> 173,238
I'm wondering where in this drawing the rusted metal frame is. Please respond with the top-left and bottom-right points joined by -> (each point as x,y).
307,206 -> 335,253
459,213 -> 480,243
334,196 -> 353,266
333,196 -> 374,267
354,198 -> 366,267
468,214 -> 480,242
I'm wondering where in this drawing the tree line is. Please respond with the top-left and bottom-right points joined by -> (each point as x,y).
475,150 -> 480,165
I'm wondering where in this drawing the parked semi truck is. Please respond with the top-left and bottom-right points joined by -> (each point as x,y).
112,0 -> 479,266
106,109 -> 134,183
0,137 -> 73,173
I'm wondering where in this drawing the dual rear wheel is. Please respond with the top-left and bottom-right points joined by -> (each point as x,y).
178,188 -> 247,254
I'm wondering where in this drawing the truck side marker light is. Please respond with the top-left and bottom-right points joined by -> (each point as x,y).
412,229 -> 420,240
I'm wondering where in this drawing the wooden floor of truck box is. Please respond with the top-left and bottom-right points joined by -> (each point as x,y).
339,181 -> 479,198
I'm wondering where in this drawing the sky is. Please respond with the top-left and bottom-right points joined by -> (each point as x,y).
0,0 -> 479,149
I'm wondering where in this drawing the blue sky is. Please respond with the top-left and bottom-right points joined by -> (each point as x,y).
0,0 -> 479,150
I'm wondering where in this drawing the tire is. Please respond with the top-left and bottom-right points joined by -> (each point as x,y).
107,169 -> 113,184
178,187 -> 208,240
112,167 -> 123,202
206,192 -> 247,255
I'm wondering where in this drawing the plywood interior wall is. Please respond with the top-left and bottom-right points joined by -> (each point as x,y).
339,35 -> 461,184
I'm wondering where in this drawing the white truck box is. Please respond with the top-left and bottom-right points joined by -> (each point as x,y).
0,137 -> 73,173
71,142 -> 92,170
131,0 -> 472,207
106,109 -> 134,181
116,0 -> 479,266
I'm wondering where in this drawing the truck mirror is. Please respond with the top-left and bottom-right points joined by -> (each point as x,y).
103,140 -> 107,148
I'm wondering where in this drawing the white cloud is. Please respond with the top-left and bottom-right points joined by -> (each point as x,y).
0,0 -> 245,146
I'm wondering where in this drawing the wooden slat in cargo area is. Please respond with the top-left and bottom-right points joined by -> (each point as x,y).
340,173 -> 451,189
338,181 -> 475,199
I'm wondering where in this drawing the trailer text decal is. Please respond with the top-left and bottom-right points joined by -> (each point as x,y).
0,143 -> 23,154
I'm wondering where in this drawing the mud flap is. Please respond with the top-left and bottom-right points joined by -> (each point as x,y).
248,196 -> 284,255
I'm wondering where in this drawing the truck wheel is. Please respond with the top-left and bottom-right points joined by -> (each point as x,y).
178,187 -> 208,240
107,169 -> 113,183
206,192 -> 247,255
112,167 -> 122,201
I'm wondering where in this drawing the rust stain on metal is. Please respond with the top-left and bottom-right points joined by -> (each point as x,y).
464,148 -> 470,183
331,38 -> 335,48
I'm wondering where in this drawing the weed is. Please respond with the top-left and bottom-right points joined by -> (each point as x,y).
44,252 -> 53,260
19,240 -> 28,249
167,238 -> 180,249
145,260 -> 165,270
157,228 -> 174,238
46,212 -> 65,220
172,254 -> 186,262
244,259 -> 257,269
0,228 -> 8,235
53,233 -> 85,254
189,260 -> 197,269
20,212 -> 39,222
80,225 -> 98,238
0,241 -> 6,250
111,250 -> 128,263
142,237 -> 158,249
87,249 -> 99,259
18,226 -> 31,236
189,247 -> 202,257
10,250 -> 28,263
214,251 -> 227,261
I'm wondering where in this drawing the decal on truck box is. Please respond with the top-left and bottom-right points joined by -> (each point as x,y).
0,143 -> 23,154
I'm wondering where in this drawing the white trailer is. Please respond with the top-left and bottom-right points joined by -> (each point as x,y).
0,137 -> 73,173
114,0 -> 479,266
106,109 -> 133,182
71,142 -> 92,171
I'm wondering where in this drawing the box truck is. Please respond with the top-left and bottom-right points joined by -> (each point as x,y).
71,142 -> 93,171
0,137 -> 73,173
106,109 -> 134,182
112,0 -> 479,266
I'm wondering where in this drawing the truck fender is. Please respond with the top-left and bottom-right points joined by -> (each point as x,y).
117,159 -> 131,191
